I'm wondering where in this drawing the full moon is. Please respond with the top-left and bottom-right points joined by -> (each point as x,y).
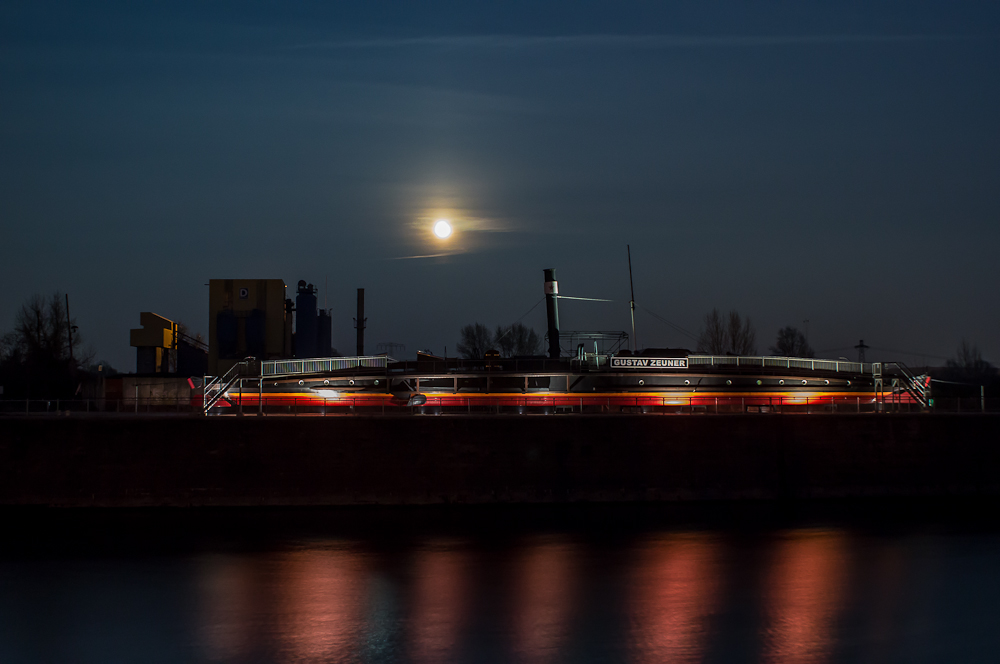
433,219 -> 452,239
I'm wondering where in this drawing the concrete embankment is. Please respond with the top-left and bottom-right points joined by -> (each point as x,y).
0,414 -> 998,506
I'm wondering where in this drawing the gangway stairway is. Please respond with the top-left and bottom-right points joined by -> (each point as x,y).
202,356 -> 390,415
203,358 -> 258,415
880,361 -> 932,409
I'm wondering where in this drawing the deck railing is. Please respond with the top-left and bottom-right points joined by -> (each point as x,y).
261,356 -> 391,376
687,355 -> 875,374
257,354 -> 877,376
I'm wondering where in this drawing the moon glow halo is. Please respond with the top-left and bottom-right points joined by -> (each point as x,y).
433,220 -> 452,239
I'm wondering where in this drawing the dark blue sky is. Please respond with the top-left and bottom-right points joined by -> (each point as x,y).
2,1 -> 998,370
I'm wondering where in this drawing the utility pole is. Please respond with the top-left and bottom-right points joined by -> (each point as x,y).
854,339 -> 869,363
65,294 -> 76,363
354,288 -> 366,356
627,245 -> 637,352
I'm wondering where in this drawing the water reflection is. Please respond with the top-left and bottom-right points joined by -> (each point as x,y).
408,541 -> 469,664
763,530 -> 849,664
36,514 -> 996,664
510,536 -> 577,664
275,548 -> 366,662
198,546 -> 366,663
198,555 -> 256,661
855,540 -> 908,662
629,532 -> 721,663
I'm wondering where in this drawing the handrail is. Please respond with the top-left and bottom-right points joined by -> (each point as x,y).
883,361 -> 931,407
203,358 -> 258,414
178,331 -> 208,353
262,356 -> 391,376
203,358 -> 254,394
687,355 -> 875,374
250,354 -> 877,378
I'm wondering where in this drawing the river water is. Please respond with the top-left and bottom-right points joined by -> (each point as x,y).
2,503 -> 1000,663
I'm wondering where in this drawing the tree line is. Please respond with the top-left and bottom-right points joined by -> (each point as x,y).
5,290 -> 991,398
454,308 -> 992,382
692,308 -> 996,388
694,308 -> 812,357
457,322 -> 541,359
0,293 -> 102,399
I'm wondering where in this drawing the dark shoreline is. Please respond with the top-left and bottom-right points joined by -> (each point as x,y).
4,497 -> 1000,559
2,413 -> 999,508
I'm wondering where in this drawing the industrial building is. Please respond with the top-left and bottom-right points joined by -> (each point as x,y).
130,312 -> 207,376
208,278 -> 335,374
208,279 -> 291,374
293,280 -> 333,360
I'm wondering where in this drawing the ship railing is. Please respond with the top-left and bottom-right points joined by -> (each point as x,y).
570,352 -> 607,368
261,355 -> 392,377
203,358 -> 258,414
386,358 -> 573,373
257,354 -> 875,377
687,355 -> 875,374
882,361 -> 931,408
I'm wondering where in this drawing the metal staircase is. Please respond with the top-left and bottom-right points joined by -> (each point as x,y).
883,361 -> 932,408
203,358 -> 258,415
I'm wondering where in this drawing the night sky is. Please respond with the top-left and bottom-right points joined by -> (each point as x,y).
2,1 -> 998,371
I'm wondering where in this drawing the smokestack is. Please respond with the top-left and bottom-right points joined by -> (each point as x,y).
295,281 -> 318,359
544,268 -> 560,359
355,288 -> 366,356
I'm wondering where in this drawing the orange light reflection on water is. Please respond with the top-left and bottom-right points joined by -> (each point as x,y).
409,542 -> 469,663
629,532 -> 721,664
274,547 -> 365,663
763,530 -> 849,664
511,537 -> 576,664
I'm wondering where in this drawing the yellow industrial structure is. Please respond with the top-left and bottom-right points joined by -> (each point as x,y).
208,279 -> 291,374
130,312 -> 178,374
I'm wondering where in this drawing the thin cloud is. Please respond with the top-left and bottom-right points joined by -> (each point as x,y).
293,33 -> 977,51
389,252 -> 456,260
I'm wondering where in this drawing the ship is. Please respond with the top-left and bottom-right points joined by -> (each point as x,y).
202,269 -> 929,414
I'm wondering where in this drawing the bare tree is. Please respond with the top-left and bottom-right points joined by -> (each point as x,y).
698,309 -> 756,355
0,331 -> 17,364
457,323 -> 494,360
176,321 -> 205,346
697,309 -> 728,354
947,340 -> 994,381
494,325 -> 514,358
494,323 -> 541,357
727,311 -> 756,355
510,323 -> 541,356
769,326 -> 814,357
9,293 -> 86,364
0,292 -> 92,398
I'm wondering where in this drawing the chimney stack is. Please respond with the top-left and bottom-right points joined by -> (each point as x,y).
544,269 -> 560,359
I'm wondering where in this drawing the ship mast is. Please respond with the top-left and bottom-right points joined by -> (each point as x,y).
627,245 -> 637,352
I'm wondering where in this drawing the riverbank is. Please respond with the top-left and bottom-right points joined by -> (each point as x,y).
1,414 -> 998,506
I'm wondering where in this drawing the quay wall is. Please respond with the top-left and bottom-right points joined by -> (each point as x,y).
0,414 -> 998,506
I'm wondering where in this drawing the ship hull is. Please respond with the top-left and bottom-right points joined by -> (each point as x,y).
207,358 -> 919,414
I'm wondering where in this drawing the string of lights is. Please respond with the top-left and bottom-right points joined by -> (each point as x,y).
638,306 -> 700,343
816,345 -> 949,361
493,297 -> 548,346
